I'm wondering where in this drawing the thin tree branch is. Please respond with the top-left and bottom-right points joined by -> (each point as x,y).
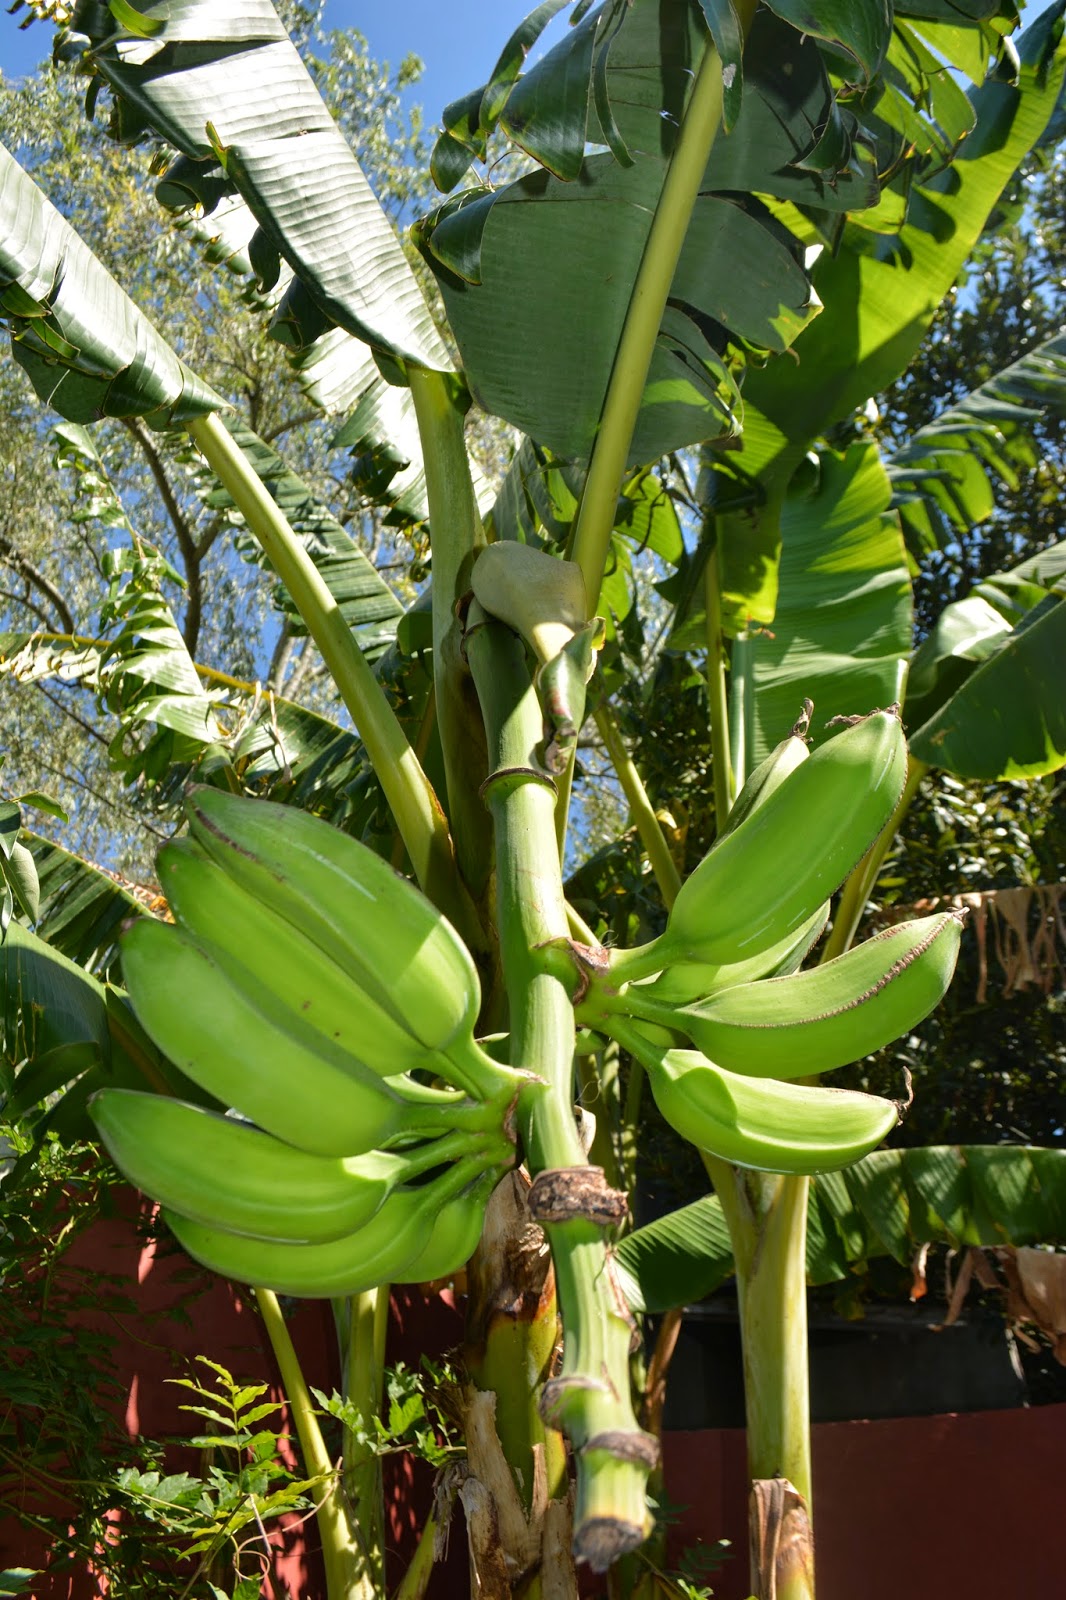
0,539 -> 76,633
0,583 -> 59,632
262,408 -> 321,444
266,619 -> 295,695
122,416 -> 204,655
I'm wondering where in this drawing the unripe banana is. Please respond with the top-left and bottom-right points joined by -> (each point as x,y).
608,1017 -> 900,1174
608,709 -> 907,984
121,920 -> 499,1158
399,1166 -> 500,1284
163,1153 -> 500,1296
625,900 -> 830,1007
716,702 -> 811,843
90,1087 -> 504,1244
185,789 -> 483,1059
605,914 -> 962,1080
159,839 -> 440,1081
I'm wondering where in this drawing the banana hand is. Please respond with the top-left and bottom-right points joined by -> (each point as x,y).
90,1087 -> 506,1244
600,913 -> 962,1080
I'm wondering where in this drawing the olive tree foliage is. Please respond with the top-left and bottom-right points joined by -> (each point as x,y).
0,9 -> 435,875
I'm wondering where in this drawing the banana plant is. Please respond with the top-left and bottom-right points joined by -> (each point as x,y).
2,3 -> 1065,1600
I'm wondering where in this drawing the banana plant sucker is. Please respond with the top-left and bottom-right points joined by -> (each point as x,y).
467,610 -> 657,1574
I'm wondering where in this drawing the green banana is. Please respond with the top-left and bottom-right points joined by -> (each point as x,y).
185,789 -> 484,1061
627,900 -> 830,1008
715,700 -> 811,843
608,1016 -> 900,1175
607,708 -> 907,984
121,919 -> 499,1158
159,838 -> 456,1085
597,913 -> 962,1080
90,1087 -> 505,1244
398,1165 -> 500,1284
163,1152 -> 501,1296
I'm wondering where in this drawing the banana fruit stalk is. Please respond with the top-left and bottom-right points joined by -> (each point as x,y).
607,708 -> 907,984
90,1088 -> 507,1244
609,1016 -> 900,1175
595,913 -> 962,1080
164,1151 -> 500,1297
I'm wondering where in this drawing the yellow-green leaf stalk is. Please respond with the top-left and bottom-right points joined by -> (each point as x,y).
186,412 -> 479,947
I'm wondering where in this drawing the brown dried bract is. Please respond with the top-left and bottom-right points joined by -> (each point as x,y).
527,1165 -> 628,1228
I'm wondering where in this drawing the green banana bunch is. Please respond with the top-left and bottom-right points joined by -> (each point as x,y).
608,1017 -> 900,1175
121,919 -> 502,1158
156,838 -> 502,1098
606,708 -> 907,985
593,913 -> 962,1081
184,788 -> 498,1074
90,1088 -> 507,1244
162,1151 -> 500,1296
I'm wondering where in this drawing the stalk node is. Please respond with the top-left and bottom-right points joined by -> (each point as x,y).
581,1429 -> 660,1469
539,1373 -> 613,1428
572,1515 -> 648,1573
528,1166 -> 628,1228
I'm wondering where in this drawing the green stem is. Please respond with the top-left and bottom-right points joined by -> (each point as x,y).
701,1159 -> 814,1600
468,616 -> 654,1572
255,1288 -> 366,1600
186,413 -> 476,944
729,632 -> 755,799
338,1288 -> 388,1595
567,34 -> 733,611
408,366 -> 492,901
594,702 -> 682,909
391,1508 -> 439,1600
821,757 -> 927,963
703,544 -> 734,822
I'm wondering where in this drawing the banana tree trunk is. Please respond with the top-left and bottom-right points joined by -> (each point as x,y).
704,1158 -> 814,1600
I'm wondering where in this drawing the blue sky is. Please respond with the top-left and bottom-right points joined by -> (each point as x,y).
0,2 -> 550,130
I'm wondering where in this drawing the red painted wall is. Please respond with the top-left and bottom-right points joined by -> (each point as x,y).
4,1201 -> 1062,1598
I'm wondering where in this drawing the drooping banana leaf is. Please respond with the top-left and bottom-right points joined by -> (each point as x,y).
889,332 -> 1066,561
705,1 -> 1066,632
188,418 -> 404,655
906,537 -> 1066,778
616,1144 -> 1066,1313
0,919 -> 199,1143
28,833 -> 149,980
416,2 -> 873,468
0,138 -> 221,425
64,0 -> 451,378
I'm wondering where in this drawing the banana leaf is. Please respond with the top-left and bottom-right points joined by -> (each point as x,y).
674,441 -> 914,760
890,332 -> 1066,560
65,0 -> 451,377
906,539 -> 1066,778
416,3 -> 856,467
0,138 -> 221,425
190,418 -> 404,654
708,1 -> 1066,632
616,1144 -> 1066,1313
